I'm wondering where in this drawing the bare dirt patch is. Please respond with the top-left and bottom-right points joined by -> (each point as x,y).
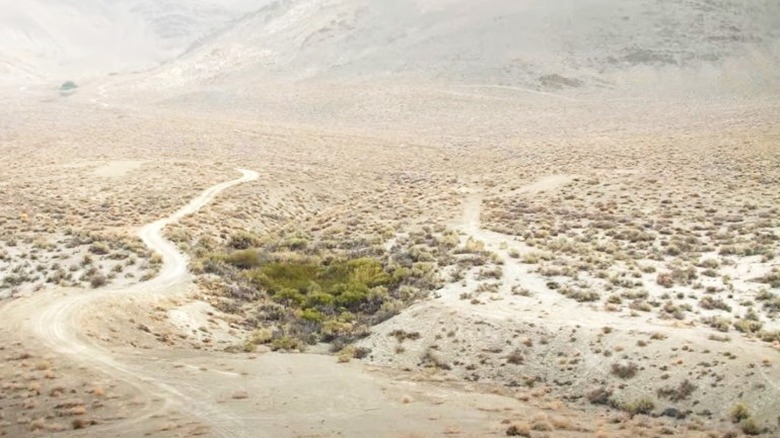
93,161 -> 143,178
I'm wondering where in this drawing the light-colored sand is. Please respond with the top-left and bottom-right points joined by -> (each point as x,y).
93,161 -> 144,178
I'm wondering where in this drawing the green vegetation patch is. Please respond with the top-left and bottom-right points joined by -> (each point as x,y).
245,258 -> 393,313
203,243 -> 437,351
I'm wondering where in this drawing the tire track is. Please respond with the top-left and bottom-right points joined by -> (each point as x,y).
2,168 -> 258,436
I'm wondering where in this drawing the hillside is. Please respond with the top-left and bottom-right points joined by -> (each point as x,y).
152,0 -> 780,95
0,0 -> 264,83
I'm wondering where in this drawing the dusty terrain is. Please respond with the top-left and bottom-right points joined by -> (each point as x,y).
2,1 -> 780,437
2,80 -> 778,437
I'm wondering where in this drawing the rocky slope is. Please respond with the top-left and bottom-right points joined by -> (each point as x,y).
151,0 -> 780,95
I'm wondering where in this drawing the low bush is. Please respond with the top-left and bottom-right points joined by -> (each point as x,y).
740,418 -> 761,435
621,397 -> 655,416
699,296 -> 731,312
657,379 -> 696,401
611,361 -> 638,379
89,273 -> 107,288
202,243 -> 437,350
586,386 -> 613,405
729,403 -> 750,423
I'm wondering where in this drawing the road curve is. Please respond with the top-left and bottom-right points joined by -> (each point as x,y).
4,169 -> 258,436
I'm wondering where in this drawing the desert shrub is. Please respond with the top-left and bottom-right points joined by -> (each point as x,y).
703,316 -> 731,332
390,329 -> 421,343
337,346 -> 356,362
506,349 -> 525,365
621,397 -> 655,416
758,330 -> 780,343
520,252 -> 548,264
586,386 -> 613,405
3,274 -> 24,287
733,318 -> 763,334
729,403 -> 751,423
701,268 -> 718,277
455,238 -> 485,254
755,289 -> 774,301
88,242 -> 110,255
478,266 -> 503,279
661,301 -> 690,320
224,249 -> 264,269
279,237 -> 309,251
352,346 -> 371,359
656,273 -> 674,288
60,81 -> 79,97
622,289 -> 649,300
247,258 -> 391,313
89,273 -> 107,288
505,424 -> 531,437
698,258 -> 720,269
611,361 -> 638,379
420,348 -> 451,370
670,266 -> 697,285
243,328 -> 273,351
227,231 -> 262,250
530,416 -> 553,431
629,300 -> 652,312
699,296 -> 731,312
512,286 -> 531,296
657,379 -> 696,401
213,250 -> 432,348
559,286 -> 600,302
757,268 -> 780,288
739,418 -> 761,435
270,334 -> 304,352
764,297 -> 780,313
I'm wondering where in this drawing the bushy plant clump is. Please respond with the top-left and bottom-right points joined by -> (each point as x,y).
201,236 -> 439,351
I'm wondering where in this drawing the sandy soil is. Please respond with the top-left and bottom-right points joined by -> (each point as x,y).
0,168 -> 631,437
1,170 -> 260,436
360,175 -> 780,429
1,59 -> 778,438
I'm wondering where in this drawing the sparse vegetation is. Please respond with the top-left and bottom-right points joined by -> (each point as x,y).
729,403 -> 751,423
657,379 -> 697,401
2,14 -> 779,437
611,362 -> 638,379
621,397 -> 655,416
193,227 -> 451,349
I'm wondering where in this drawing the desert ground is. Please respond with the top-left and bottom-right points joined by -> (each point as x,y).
2,1 -> 780,437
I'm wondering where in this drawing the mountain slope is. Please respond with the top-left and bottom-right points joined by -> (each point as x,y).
153,0 -> 780,92
0,0 -> 265,83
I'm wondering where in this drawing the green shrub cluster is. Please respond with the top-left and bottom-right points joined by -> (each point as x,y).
245,258 -> 392,314
206,248 -> 435,351
192,227 -> 454,352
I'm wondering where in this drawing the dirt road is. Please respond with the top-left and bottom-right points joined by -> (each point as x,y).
1,169 -> 258,436
0,168 -> 541,437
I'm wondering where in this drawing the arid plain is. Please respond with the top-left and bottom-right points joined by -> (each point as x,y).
2,1 -> 780,437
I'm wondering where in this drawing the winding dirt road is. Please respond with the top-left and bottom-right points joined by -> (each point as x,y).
2,168 -> 542,438
2,169 -> 259,436
8,170 -> 776,436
